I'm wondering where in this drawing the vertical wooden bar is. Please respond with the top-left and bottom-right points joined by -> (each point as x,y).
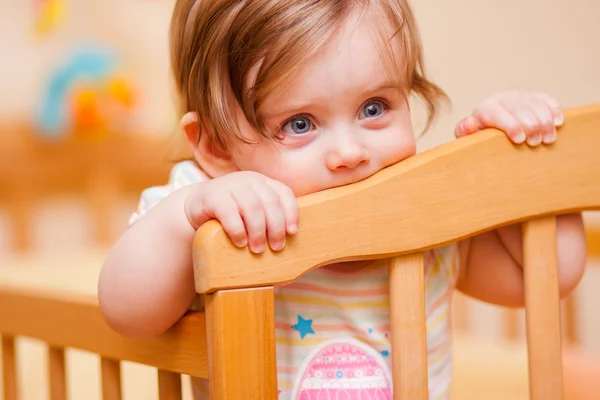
451,293 -> 469,333
2,336 -> 18,400
158,370 -> 182,400
563,294 -> 579,345
503,309 -> 520,341
101,357 -> 122,400
523,216 -> 563,400
205,287 -> 277,400
49,346 -> 67,400
87,166 -> 118,246
388,253 -> 428,400
9,183 -> 33,253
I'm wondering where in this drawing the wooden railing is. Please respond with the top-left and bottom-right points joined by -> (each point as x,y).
0,104 -> 598,399
192,104 -> 600,399
0,279 -> 207,399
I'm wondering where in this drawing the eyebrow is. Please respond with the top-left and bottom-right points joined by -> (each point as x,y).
262,80 -> 404,120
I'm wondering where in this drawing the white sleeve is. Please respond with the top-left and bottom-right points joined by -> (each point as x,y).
128,161 -> 209,225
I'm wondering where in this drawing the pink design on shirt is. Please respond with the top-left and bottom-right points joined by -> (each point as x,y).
290,339 -> 392,399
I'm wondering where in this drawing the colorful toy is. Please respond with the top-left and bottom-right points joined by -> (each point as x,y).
34,0 -> 65,36
37,47 -> 136,141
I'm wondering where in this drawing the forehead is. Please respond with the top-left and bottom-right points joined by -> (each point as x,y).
261,7 -> 405,114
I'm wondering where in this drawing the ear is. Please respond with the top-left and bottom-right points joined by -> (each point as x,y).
180,112 -> 238,177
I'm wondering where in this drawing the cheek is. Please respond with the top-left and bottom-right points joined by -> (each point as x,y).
373,108 -> 417,165
232,142 -> 321,195
269,168 -> 318,196
375,127 -> 417,167
260,153 -> 325,196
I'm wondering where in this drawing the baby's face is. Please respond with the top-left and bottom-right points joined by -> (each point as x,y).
230,9 -> 416,196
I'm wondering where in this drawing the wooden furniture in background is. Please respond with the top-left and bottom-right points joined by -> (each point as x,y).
0,104 -> 598,399
0,125 -> 175,252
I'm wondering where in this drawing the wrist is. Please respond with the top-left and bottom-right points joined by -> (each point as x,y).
157,185 -> 200,240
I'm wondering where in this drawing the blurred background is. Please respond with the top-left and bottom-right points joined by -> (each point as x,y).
0,0 -> 599,399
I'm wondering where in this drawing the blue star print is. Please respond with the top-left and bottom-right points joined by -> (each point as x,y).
291,315 -> 315,339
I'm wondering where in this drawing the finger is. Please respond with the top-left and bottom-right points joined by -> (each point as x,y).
527,95 -> 557,144
254,185 -> 287,251
205,194 -> 248,248
454,115 -> 483,138
539,93 -> 564,126
501,100 -> 542,146
266,180 -> 299,235
232,188 -> 267,254
473,103 -> 526,144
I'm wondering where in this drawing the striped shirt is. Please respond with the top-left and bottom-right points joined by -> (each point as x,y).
131,161 -> 459,400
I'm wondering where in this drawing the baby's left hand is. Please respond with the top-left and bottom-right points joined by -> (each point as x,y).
455,91 -> 564,146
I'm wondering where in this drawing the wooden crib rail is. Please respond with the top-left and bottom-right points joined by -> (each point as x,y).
193,104 -> 600,294
194,103 -> 600,400
0,277 -> 208,400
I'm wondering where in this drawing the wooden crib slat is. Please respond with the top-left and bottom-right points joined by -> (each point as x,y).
205,287 -> 277,400
451,293 -> 469,332
9,183 -> 33,252
158,370 -> 182,400
388,253 -> 428,400
2,336 -> 18,400
523,216 -> 563,400
563,294 -> 579,345
101,357 -> 122,400
49,346 -> 67,400
503,309 -> 520,341
87,166 -> 118,246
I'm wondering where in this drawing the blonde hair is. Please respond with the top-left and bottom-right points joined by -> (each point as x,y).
170,0 -> 448,152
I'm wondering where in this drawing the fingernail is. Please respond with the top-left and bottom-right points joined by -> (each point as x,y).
235,238 -> 248,248
251,243 -> 265,254
527,135 -> 542,146
288,224 -> 298,234
271,238 -> 285,252
554,114 -> 564,126
543,130 -> 557,144
514,131 -> 527,144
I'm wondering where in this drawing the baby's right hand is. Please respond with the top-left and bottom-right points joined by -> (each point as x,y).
184,171 -> 299,253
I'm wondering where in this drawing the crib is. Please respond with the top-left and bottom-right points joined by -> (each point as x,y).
0,104 -> 599,400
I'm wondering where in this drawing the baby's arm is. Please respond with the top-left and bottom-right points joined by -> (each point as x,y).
457,214 -> 586,307
99,185 -> 199,338
99,171 -> 298,338
453,91 -> 587,307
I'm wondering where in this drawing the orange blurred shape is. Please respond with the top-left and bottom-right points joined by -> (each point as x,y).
107,77 -> 135,107
72,88 -> 103,132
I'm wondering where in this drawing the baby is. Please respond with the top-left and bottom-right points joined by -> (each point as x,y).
99,0 -> 587,398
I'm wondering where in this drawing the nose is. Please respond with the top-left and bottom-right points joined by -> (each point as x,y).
325,130 -> 370,171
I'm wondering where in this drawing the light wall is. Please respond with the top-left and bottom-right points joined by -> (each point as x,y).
1,0 -> 599,140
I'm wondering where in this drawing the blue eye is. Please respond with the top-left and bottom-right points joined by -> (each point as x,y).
359,101 -> 385,119
283,116 -> 312,135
